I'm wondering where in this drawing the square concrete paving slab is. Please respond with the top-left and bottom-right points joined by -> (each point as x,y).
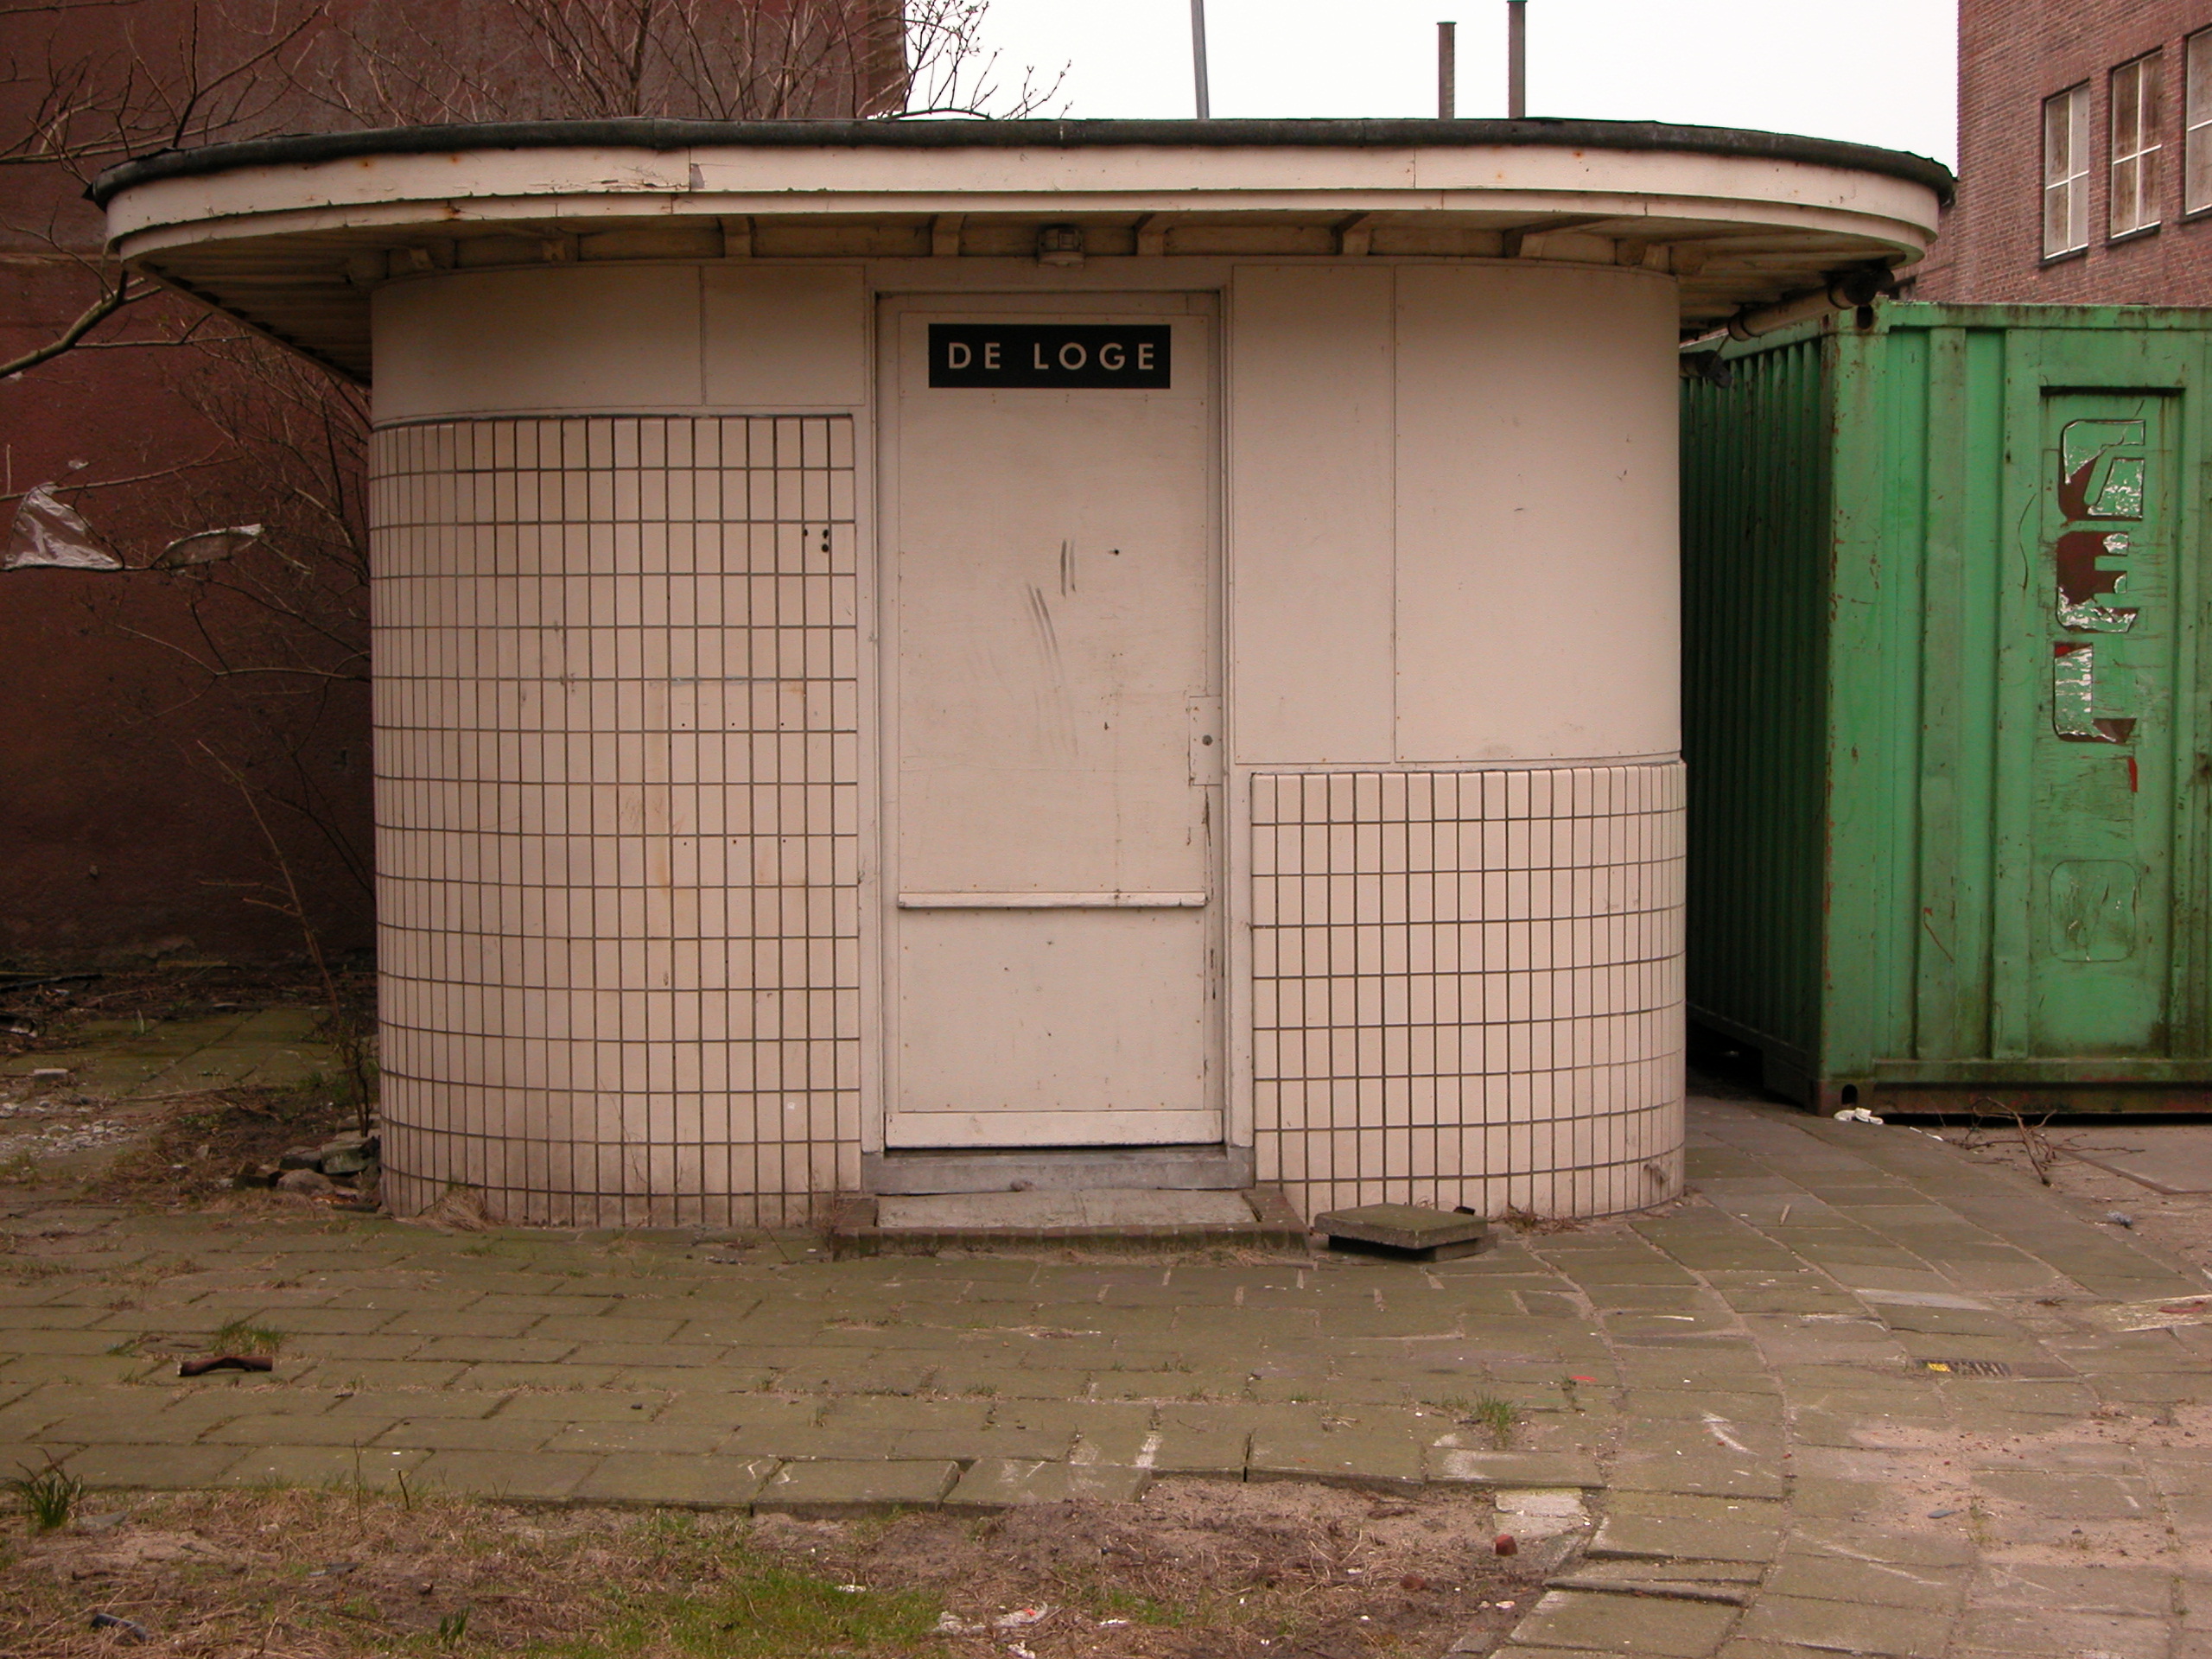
944,1458 -> 1151,1507
753,1458 -> 958,1516
571,1453 -> 777,1508
1586,1513 -> 1784,1564
1735,1593 -> 1950,1658
410,1449 -> 601,1501
1510,1589 -> 1741,1656
64,1443 -> 249,1488
219,1445 -> 430,1491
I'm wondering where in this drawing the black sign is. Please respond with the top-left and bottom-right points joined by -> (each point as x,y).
929,324 -> 1172,389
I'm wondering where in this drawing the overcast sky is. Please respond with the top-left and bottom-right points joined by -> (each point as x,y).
969,0 -> 1957,168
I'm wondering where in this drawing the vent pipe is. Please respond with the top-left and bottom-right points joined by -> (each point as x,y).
1506,1 -> 1526,118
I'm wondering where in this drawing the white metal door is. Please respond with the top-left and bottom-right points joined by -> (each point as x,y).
882,297 -> 1221,1147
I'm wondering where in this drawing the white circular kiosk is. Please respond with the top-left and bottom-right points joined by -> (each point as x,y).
96,119 -> 1945,1228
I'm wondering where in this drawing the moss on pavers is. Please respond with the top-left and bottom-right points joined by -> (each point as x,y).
570,1452 -> 777,1508
944,1458 -> 1150,1508
1509,1588 -> 1741,1656
753,1459 -> 959,1517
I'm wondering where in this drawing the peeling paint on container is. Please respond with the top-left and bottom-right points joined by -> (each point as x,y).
1683,302 -> 2212,1115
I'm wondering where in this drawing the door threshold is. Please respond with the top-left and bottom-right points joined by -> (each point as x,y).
862,1143 -> 1253,1194
829,1184 -> 1306,1258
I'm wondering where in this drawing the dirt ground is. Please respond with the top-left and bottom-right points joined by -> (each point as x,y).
2,1480 -> 1539,1658
0,966 -> 371,1205
1946,1114 -> 2212,1283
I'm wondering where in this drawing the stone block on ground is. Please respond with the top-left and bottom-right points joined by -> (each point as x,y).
944,1458 -> 1151,1508
1249,1424 -> 1424,1488
1427,1447 -> 1606,1489
1586,1512 -> 1784,1565
1736,1593 -> 1953,1658
571,1453 -> 777,1508
1508,1588 -> 1741,1656
753,1458 -> 959,1516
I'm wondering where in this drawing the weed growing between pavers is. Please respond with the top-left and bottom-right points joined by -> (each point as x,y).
210,1317 -> 287,1355
0,1481 -> 1531,1657
4,1456 -> 84,1532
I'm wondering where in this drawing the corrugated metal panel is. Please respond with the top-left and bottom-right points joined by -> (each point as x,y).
1681,333 -> 1831,1099
1683,302 -> 2212,1113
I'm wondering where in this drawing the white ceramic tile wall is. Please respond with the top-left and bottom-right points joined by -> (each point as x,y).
1249,764 -> 1685,1219
371,416 -> 859,1225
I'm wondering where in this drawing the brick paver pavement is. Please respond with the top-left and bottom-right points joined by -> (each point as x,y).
6,1097 -> 2212,1657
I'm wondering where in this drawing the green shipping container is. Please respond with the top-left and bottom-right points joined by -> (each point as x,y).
1682,302 -> 2212,1114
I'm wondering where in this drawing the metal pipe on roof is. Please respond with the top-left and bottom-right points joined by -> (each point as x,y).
1724,267 -> 1893,340
1192,0 -> 1212,119
1439,22 -> 1458,120
1507,2 -> 1527,118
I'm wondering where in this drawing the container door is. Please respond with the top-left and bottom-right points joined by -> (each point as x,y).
2029,395 -> 2179,1054
881,301 -> 1222,1147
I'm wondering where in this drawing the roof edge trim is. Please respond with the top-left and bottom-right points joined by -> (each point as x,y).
88,117 -> 1956,209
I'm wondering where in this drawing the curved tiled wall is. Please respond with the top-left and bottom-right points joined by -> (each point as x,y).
372,416 -> 859,1226
1249,765 -> 1685,1217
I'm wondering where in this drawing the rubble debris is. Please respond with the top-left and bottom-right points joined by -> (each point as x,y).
177,1355 -> 275,1377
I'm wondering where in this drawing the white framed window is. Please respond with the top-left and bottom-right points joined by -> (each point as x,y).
2187,28 -> 2212,217
2110,52 -> 2164,237
2044,83 -> 2092,256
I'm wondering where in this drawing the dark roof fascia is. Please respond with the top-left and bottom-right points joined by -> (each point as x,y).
89,117 -> 1955,209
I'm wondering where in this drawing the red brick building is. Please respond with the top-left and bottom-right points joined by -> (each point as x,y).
1911,1 -> 2212,302
0,1 -> 908,968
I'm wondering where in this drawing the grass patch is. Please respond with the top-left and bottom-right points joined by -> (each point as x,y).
5,1457 -> 84,1532
550,1568 -> 940,1657
1467,1395 -> 1520,1448
211,1318 -> 285,1354
0,1481 -> 1524,1658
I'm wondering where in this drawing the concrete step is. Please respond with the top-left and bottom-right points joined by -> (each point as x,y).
861,1144 -> 1253,1193
827,1185 -> 1309,1257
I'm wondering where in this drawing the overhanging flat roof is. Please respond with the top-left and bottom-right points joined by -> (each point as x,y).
94,118 -> 1952,382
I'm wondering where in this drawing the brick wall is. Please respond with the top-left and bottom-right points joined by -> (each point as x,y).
1910,0 -> 2212,302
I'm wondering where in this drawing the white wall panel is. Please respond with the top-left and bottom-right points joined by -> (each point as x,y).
1226,266 -> 1395,765
1391,264 -> 1680,763
702,266 -> 867,408
373,268 -> 704,421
